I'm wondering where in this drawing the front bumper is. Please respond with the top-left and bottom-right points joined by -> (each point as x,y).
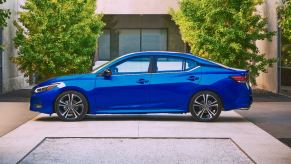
238,107 -> 251,110
30,88 -> 60,114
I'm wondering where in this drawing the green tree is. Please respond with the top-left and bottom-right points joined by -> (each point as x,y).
279,0 -> 291,67
12,0 -> 104,82
170,0 -> 275,84
279,0 -> 291,40
0,0 -> 10,50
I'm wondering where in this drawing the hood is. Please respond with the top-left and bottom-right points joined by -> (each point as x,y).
35,73 -> 90,88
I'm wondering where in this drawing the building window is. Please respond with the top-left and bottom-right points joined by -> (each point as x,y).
118,29 -> 167,56
141,29 -> 167,51
98,28 -> 168,60
98,29 -> 110,60
119,29 -> 141,56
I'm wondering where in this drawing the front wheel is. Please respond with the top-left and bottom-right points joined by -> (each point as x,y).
189,91 -> 222,122
55,91 -> 88,121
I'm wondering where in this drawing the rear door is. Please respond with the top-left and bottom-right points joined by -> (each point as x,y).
148,55 -> 201,111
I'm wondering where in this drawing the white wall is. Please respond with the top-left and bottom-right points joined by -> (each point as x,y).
255,0 -> 282,93
96,0 -> 179,14
1,0 -> 28,93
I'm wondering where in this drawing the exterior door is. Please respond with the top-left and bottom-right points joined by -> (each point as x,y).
149,56 -> 201,110
94,56 -> 152,112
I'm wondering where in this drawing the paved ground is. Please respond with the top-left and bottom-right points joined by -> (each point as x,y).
0,112 -> 291,164
20,138 -> 253,164
0,102 -> 38,137
0,89 -> 291,163
237,102 -> 291,147
0,88 -> 290,140
0,89 -> 38,137
252,89 -> 291,102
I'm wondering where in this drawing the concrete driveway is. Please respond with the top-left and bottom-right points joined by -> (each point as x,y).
0,102 -> 38,137
238,102 -> 291,147
0,110 -> 291,164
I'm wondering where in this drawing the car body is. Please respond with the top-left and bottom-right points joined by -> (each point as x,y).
30,51 -> 252,121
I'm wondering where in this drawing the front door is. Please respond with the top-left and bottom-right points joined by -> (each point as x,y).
94,56 -> 152,113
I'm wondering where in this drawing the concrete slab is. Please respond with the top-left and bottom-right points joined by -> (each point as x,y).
0,111 -> 291,164
237,102 -> 291,138
20,138 -> 253,164
0,102 -> 38,137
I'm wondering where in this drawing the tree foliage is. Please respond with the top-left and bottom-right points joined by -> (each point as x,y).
279,0 -> 291,67
12,0 -> 104,82
279,0 -> 291,40
170,0 -> 275,84
0,0 -> 10,50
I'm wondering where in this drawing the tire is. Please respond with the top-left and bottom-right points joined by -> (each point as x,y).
55,91 -> 88,121
189,91 -> 222,122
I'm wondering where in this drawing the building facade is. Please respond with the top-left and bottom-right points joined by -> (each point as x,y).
0,0 -> 28,94
255,0 -> 282,93
0,0 -> 289,94
95,0 -> 185,61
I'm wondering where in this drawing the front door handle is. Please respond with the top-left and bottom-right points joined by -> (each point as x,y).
137,79 -> 149,84
188,76 -> 199,81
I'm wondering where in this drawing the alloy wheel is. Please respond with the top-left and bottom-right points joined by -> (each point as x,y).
190,92 -> 221,121
55,91 -> 87,121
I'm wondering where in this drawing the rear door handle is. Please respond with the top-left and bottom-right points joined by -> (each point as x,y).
188,76 -> 199,81
137,79 -> 149,84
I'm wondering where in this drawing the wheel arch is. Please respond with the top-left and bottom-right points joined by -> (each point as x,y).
54,87 -> 91,114
188,88 -> 224,111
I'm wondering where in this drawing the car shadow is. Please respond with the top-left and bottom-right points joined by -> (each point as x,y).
35,114 -> 247,123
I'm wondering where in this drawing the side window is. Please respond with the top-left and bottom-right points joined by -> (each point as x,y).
156,56 -> 197,73
110,56 -> 151,75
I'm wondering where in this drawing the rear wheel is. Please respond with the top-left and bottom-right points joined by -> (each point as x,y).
189,91 -> 222,122
55,91 -> 88,121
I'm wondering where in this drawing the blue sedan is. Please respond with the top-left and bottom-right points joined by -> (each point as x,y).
30,51 -> 252,122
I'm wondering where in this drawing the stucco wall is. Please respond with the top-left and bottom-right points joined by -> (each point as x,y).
255,0 -> 281,93
96,0 -> 179,14
1,0 -> 28,93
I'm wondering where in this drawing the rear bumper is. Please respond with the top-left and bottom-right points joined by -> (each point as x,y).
223,83 -> 253,111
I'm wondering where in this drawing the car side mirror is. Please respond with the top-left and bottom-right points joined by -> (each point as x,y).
102,68 -> 112,77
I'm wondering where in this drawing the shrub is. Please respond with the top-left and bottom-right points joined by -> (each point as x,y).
12,0 -> 104,82
171,0 -> 275,84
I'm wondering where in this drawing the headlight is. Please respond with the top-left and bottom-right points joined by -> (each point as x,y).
34,82 -> 65,93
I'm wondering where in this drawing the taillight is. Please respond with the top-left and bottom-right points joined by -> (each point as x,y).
231,75 -> 248,83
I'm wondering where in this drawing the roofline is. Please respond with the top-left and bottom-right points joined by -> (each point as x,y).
108,51 -> 226,70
